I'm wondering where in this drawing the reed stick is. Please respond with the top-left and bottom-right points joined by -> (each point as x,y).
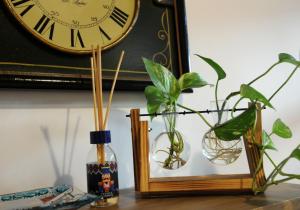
90,57 -> 99,131
97,46 -> 104,130
103,50 -> 125,129
90,46 -> 125,165
91,46 -> 104,164
96,46 -> 105,163
92,47 -> 102,128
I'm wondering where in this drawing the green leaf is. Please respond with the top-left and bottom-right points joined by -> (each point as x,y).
195,54 -> 226,80
145,86 -> 167,117
272,119 -> 292,138
178,72 -> 208,90
143,58 -> 180,101
291,149 -> 300,161
278,53 -> 300,66
213,104 -> 257,141
262,130 -> 277,150
240,84 -> 274,109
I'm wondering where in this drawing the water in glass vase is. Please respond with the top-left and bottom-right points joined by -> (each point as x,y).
151,106 -> 190,170
202,100 -> 242,165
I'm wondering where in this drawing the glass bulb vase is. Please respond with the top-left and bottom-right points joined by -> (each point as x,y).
151,105 -> 190,170
202,100 -> 243,165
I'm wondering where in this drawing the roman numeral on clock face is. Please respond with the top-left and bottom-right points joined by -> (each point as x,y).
110,7 -> 129,28
71,29 -> 85,48
34,15 -> 55,40
11,0 -> 34,16
99,26 -> 111,41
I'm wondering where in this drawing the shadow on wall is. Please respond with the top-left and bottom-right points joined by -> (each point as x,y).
40,108 -> 81,187
38,107 -> 136,189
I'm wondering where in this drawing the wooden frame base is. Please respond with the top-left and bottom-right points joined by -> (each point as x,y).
130,106 -> 266,195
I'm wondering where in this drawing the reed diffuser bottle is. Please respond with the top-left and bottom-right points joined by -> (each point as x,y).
87,46 -> 124,207
86,131 -> 119,207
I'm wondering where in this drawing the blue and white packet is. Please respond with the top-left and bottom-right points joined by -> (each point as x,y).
0,185 -> 98,210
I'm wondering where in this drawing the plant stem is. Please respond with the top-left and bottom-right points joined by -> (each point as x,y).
262,177 -> 295,191
177,103 -> 213,128
264,151 -> 278,169
247,62 -> 280,86
279,171 -> 300,179
264,151 -> 285,184
215,80 -> 220,112
268,64 -> 300,102
225,91 -> 240,101
160,104 -> 187,169
163,105 -> 176,168
275,144 -> 300,178
252,148 -> 265,190
257,166 -> 277,193
217,91 -> 240,124
230,97 -> 244,118
271,157 -> 289,182
255,145 -> 300,193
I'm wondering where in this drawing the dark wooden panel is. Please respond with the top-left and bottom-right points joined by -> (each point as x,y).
0,0 -> 190,90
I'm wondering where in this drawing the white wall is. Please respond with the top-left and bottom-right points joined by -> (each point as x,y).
185,0 -> 300,183
0,91 -> 145,194
1,0 -> 300,194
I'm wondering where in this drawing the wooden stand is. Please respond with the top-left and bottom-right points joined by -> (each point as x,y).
243,103 -> 267,190
130,106 -> 266,195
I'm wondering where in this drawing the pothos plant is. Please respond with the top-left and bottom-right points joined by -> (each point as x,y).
143,58 -> 209,169
143,53 -> 300,193
193,53 -> 300,194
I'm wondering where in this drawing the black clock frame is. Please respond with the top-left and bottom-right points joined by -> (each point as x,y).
0,0 -> 190,91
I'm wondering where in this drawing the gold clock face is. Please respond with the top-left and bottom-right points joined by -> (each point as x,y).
4,0 -> 139,53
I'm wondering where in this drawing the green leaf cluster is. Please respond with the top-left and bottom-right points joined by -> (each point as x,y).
262,130 -> 276,151
195,52 -> 300,141
142,52 -> 300,192
291,149 -> 300,160
262,119 -> 292,151
240,85 -> 273,109
253,119 -> 300,194
213,103 -> 257,140
195,54 -> 226,80
278,53 -> 300,66
272,119 -> 292,138
143,58 -> 208,116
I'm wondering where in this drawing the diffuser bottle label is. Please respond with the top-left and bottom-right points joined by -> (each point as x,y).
86,162 -> 119,199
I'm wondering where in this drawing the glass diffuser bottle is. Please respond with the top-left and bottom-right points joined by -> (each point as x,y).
86,131 -> 119,207
88,47 -> 124,207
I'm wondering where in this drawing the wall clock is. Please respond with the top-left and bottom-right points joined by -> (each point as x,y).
0,0 -> 190,90
3,0 -> 139,53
